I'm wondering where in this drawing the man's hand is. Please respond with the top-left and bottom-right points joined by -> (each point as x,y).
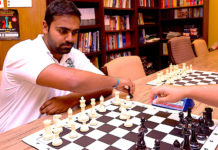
149,85 -> 186,104
40,97 -> 76,115
115,78 -> 135,95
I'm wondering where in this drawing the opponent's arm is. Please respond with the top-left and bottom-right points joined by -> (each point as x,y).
40,87 -> 112,115
36,64 -> 134,94
150,84 -> 218,107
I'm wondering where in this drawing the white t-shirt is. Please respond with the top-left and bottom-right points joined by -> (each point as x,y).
0,34 -> 103,133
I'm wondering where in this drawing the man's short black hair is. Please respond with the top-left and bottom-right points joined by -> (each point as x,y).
45,0 -> 81,28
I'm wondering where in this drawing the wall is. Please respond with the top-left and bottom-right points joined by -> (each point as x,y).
0,0 -> 46,70
208,0 -> 218,48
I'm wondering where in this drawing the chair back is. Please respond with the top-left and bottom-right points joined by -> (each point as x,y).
101,56 -> 146,81
167,36 -> 195,64
192,39 -> 209,57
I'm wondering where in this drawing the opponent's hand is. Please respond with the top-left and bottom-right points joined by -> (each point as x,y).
40,96 -> 75,115
115,78 -> 135,95
149,85 -> 185,104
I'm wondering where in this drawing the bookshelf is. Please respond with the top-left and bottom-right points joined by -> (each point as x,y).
46,0 -> 208,72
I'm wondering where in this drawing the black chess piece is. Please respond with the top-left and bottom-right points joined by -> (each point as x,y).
202,112 -> 212,136
178,112 -> 185,129
205,107 -> 214,127
128,87 -> 133,99
153,139 -> 160,150
196,117 -> 207,141
185,107 -> 193,124
181,132 -> 191,150
139,117 -> 148,133
135,130 -> 147,150
173,140 -> 181,150
190,123 -> 200,150
182,120 -> 190,136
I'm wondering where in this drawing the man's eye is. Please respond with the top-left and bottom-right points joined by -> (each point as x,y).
72,30 -> 79,35
58,29 -> 68,34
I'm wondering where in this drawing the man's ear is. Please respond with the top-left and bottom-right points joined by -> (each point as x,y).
42,20 -> 48,34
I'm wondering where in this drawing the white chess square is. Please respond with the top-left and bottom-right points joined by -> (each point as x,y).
131,117 -> 141,125
86,129 -> 107,140
86,141 -> 109,150
105,111 -> 120,118
109,127 -> 129,138
112,138 -> 135,149
128,109 -> 141,116
143,108 -> 159,115
147,116 -> 165,124
161,134 -> 183,145
144,136 -> 155,148
154,124 -> 174,133
167,113 -> 180,121
107,118 -> 124,127
62,131 -> 83,142
60,142 -> 83,150
105,104 -> 118,111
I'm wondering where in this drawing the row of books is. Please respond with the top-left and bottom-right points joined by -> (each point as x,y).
104,0 -> 131,8
105,32 -> 131,50
161,0 -> 203,8
138,0 -> 155,8
106,51 -> 132,62
174,7 -> 203,19
76,31 -> 100,53
162,43 -> 168,55
104,15 -> 130,31
90,57 -> 100,69
78,8 -> 96,26
138,13 -> 156,25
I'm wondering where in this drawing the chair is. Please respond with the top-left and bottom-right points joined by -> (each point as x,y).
0,70 -> 2,85
192,39 -> 209,57
167,36 -> 195,64
101,56 -> 146,81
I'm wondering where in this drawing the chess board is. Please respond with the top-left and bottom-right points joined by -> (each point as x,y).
147,70 -> 218,86
22,98 -> 218,150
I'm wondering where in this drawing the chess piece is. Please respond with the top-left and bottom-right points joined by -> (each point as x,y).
120,102 -> 128,120
67,108 -> 73,127
196,117 -> 207,141
173,140 -> 181,150
202,112 -> 211,136
124,112 -> 132,127
181,132 -> 191,150
89,98 -> 98,118
98,95 -> 106,112
78,97 -> 89,122
80,115 -> 89,132
127,86 -> 133,99
178,112 -> 185,128
53,114 -> 63,133
138,117 -> 148,133
43,119 -> 53,140
90,109 -> 98,126
113,91 -> 121,105
190,124 -> 200,149
185,107 -> 193,123
125,95 -> 132,108
52,127 -> 63,146
205,107 -> 214,127
135,130 -> 147,150
69,121 -> 78,138
153,139 -> 160,150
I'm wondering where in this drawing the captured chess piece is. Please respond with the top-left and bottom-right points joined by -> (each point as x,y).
205,107 -> 214,127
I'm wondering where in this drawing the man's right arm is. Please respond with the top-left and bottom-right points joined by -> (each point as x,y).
36,64 -> 134,94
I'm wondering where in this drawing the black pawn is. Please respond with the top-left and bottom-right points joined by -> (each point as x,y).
190,124 -> 200,149
153,139 -> 160,150
185,107 -> 193,123
173,140 -> 181,150
205,107 -> 214,127
202,112 -> 211,136
196,117 -> 207,141
139,117 -> 148,133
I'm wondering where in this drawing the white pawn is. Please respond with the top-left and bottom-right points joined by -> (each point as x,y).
124,114 -> 133,127
90,110 -> 98,126
113,91 -> 120,105
43,119 -> 53,140
80,115 -> 89,132
53,114 -> 63,133
89,98 -> 98,118
119,99 -> 124,111
120,103 -> 128,120
125,95 -> 132,108
67,108 -> 73,128
98,95 -> 106,112
52,127 -> 63,146
69,121 -> 78,138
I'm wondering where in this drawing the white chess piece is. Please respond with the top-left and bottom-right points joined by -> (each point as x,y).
89,98 -> 98,118
120,103 -> 128,120
90,110 -> 98,126
124,113 -> 133,127
78,97 -> 89,122
98,95 -> 106,112
125,95 -> 132,108
53,114 -> 63,133
67,108 -> 73,128
80,115 -> 89,132
52,127 -> 63,146
43,119 -> 53,140
113,91 -> 120,105
69,121 -> 78,138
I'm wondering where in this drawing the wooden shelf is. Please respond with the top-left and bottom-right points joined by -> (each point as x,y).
80,24 -> 101,30
85,51 -> 102,57
161,17 -> 203,21
106,46 -> 136,53
139,41 -> 160,48
105,29 -> 134,33
138,6 -> 159,10
138,24 -> 159,28
160,4 -> 203,10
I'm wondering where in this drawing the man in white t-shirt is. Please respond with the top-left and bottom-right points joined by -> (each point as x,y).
0,0 -> 134,133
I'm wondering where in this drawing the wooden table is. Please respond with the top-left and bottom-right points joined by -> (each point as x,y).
1,50 -> 218,150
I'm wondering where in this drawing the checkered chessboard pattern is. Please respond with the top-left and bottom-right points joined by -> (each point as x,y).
22,98 -> 218,150
147,70 -> 218,86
